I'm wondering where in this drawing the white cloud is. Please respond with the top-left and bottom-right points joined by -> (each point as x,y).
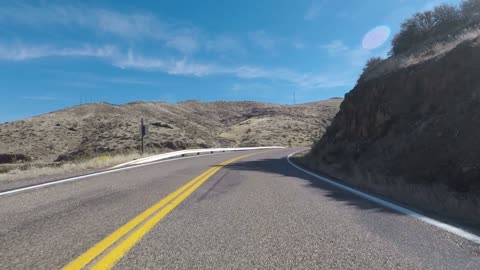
166,35 -> 199,54
113,50 -> 352,89
2,42 -> 353,89
320,40 -> 349,55
205,35 -> 244,54
0,3 -> 200,55
0,43 -> 116,61
304,0 -> 325,21
248,30 -> 275,51
320,39 -> 390,67
0,5 -> 158,39
168,59 -> 219,76
114,50 -> 220,76
0,0 -> 354,92
95,10 -> 163,39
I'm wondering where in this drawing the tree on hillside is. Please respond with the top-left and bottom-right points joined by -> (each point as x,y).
390,18 -> 422,55
359,57 -> 384,81
433,4 -> 461,27
363,57 -> 383,72
414,11 -> 437,33
390,1 -> 477,56
461,0 -> 480,23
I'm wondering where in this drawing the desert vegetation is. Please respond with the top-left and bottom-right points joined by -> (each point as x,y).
361,0 -> 480,82
0,99 -> 342,183
0,152 -> 143,183
391,0 -> 480,56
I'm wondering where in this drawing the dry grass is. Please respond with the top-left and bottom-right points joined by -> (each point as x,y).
363,29 -> 480,81
0,152 -> 144,182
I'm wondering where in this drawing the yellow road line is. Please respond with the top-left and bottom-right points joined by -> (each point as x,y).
63,153 -> 254,270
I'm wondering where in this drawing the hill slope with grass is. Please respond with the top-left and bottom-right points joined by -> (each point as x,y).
0,99 -> 341,163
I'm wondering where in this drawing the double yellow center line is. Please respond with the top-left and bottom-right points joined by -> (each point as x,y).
63,153 -> 254,270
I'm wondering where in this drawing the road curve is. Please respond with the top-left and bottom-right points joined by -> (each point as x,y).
0,148 -> 478,269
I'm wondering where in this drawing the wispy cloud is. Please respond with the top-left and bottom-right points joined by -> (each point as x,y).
248,30 -> 276,51
114,50 -> 352,89
320,39 -> 388,67
0,43 -> 116,61
0,4 -> 161,39
205,35 -> 244,54
320,40 -> 349,55
0,3 -> 200,55
0,3 -> 356,91
114,50 -> 219,76
304,0 -> 326,21
165,32 -> 200,54
94,10 -> 163,39
0,39 -> 353,90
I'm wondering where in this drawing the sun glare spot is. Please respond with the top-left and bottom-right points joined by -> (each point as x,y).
362,25 -> 390,50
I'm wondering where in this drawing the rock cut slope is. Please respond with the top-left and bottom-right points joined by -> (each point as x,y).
306,36 -> 480,226
0,99 -> 342,163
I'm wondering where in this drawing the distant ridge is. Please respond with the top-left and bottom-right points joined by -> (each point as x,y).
0,99 -> 342,163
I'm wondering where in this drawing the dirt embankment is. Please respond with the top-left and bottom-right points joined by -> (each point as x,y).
0,99 -> 342,163
305,37 -> 480,227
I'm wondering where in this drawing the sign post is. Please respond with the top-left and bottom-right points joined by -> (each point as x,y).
140,118 -> 148,155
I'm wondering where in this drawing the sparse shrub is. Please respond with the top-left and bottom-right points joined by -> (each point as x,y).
433,4 -> 462,27
389,1 -> 477,56
361,57 -> 384,78
0,152 -> 144,181
47,143 -> 55,150
461,0 -> 480,24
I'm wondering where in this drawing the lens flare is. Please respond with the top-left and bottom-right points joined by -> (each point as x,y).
362,25 -> 390,50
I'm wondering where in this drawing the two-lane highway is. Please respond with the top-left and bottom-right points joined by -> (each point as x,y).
0,149 -> 479,269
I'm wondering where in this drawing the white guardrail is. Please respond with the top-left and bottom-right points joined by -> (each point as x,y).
113,146 -> 285,168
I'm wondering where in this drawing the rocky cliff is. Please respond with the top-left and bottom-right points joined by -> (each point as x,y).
307,37 -> 480,226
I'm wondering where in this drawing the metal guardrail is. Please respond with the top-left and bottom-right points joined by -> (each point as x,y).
113,146 -> 285,168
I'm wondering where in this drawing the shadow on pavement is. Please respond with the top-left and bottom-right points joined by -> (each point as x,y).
219,157 -> 401,215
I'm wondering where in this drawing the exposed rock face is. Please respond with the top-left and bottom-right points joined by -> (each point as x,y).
0,99 -> 342,163
308,37 -> 480,225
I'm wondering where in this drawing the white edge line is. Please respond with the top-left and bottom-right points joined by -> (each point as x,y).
0,147 -> 281,196
287,150 -> 480,244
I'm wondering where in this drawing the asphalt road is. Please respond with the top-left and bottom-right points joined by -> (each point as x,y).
0,148 -> 479,269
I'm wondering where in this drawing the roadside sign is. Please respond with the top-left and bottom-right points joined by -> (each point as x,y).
139,118 -> 148,154
139,121 -> 149,137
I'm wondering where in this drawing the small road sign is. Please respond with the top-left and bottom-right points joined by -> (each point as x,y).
139,118 -> 149,154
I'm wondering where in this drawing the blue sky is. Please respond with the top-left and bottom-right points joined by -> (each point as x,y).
0,0 -> 462,123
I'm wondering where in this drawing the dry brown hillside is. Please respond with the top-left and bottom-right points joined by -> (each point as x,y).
0,99 -> 342,163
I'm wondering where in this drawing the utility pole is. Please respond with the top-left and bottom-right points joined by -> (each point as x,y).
293,91 -> 296,105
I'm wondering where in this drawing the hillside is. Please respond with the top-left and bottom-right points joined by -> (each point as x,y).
305,36 -> 480,226
0,99 -> 342,163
